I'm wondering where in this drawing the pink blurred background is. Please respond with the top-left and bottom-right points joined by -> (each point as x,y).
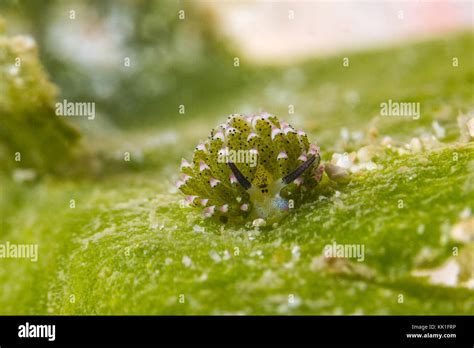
202,0 -> 473,63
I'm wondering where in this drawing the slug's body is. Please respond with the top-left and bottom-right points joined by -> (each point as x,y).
177,113 -> 324,223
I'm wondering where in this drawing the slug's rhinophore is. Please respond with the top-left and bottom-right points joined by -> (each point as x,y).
177,113 -> 325,224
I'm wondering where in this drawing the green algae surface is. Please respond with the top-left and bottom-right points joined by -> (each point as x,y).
0,32 -> 473,315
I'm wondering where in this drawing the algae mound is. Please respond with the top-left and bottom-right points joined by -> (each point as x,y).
0,28 -> 79,175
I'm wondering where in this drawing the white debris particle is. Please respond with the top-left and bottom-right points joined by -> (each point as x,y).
467,117 -> 474,137
397,147 -> 409,156
349,164 -> 360,173
432,121 -> 446,139
182,255 -> 192,267
465,279 -> 474,289
165,258 -> 173,265
364,161 -> 378,171
325,163 -> 349,181
12,35 -> 36,51
193,225 -> 205,233
8,65 -> 19,76
340,127 -> 350,142
209,250 -> 222,263
459,207 -> 471,219
356,146 -> 373,163
223,250 -> 231,260
332,152 -> 353,169
408,137 -> 422,153
420,134 -> 440,150
381,136 -> 393,147
331,149 -> 379,175
150,223 -> 165,231
449,219 -> 474,243
291,245 -> 301,261
412,259 -> 460,287
252,218 -> 266,228
250,250 -> 263,258
457,114 -> 472,142
12,169 -> 37,183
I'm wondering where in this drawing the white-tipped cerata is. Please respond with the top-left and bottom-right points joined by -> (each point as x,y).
199,160 -> 210,172
196,143 -> 206,151
271,126 -> 282,140
229,173 -> 238,184
297,154 -> 308,162
203,205 -> 215,218
180,158 -> 192,170
247,132 -> 258,141
209,178 -> 221,187
185,195 -> 198,204
277,151 -> 288,160
308,143 -> 320,156
214,130 -> 225,141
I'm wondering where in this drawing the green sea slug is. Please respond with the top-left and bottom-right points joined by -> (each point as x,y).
177,113 -> 327,224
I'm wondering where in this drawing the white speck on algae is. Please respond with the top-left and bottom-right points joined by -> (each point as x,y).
209,250 -> 221,263
432,121 -> 446,139
450,218 -> 474,243
193,225 -> 205,233
182,256 -> 192,267
412,259 -> 460,287
291,245 -> 301,262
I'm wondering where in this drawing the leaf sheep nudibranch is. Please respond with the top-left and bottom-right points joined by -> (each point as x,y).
177,113 -> 324,224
